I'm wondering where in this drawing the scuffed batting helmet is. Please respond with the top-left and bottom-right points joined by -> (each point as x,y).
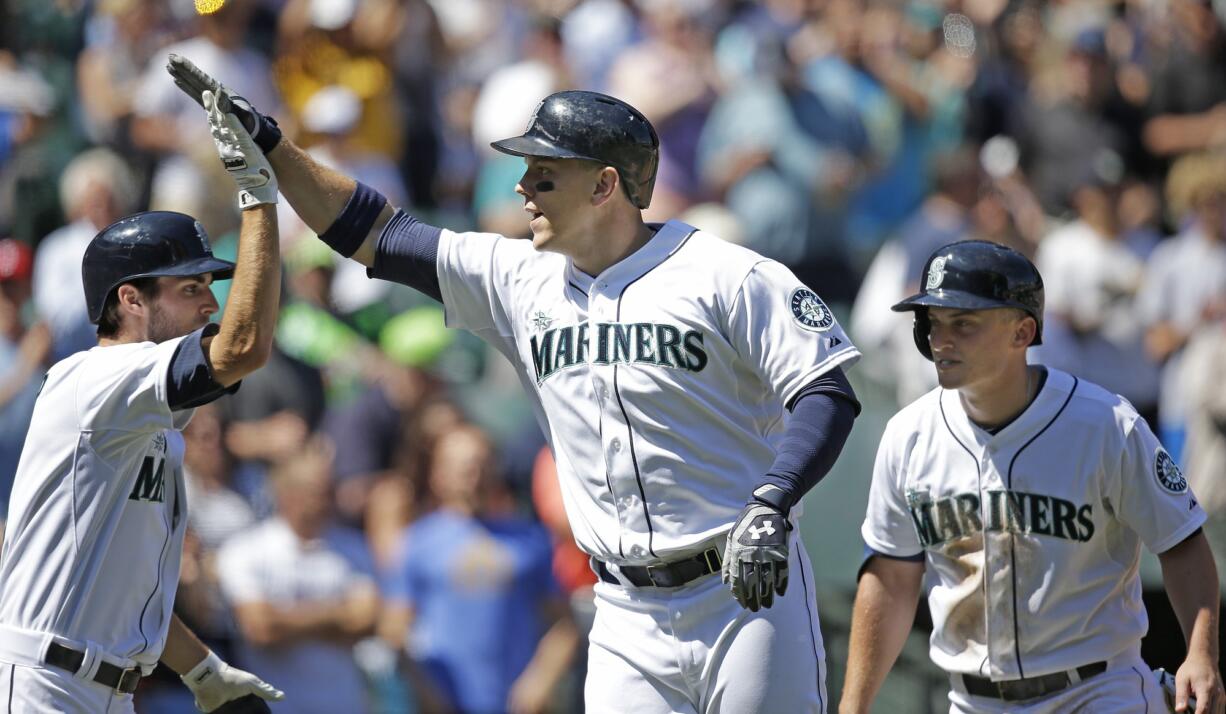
891,240 -> 1044,360
490,90 -> 660,209
83,211 -> 235,324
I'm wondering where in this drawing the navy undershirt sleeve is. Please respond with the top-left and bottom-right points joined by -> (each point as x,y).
167,323 -> 240,411
367,209 -> 443,302
753,367 -> 860,515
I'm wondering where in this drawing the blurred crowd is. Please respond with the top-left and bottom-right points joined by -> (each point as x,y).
2,0 -> 1226,711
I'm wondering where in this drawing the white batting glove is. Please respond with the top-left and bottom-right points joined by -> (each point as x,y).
204,90 -> 278,209
181,650 -> 284,712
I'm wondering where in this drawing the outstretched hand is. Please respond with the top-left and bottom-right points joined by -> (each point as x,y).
167,54 -> 283,154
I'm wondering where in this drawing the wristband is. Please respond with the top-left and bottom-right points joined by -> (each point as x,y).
319,182 -> 387,258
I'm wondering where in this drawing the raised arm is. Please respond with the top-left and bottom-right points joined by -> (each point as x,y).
197,90 -> 281,387
167,55 -> 392,269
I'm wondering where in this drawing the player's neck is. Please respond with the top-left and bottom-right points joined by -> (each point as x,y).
571,215 -> 653,277
959,364 -> 1037,430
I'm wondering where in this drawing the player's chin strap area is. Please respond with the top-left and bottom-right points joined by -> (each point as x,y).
951,661 -> 1108,702
0,624 -> 145,694
592,547 -> 724,589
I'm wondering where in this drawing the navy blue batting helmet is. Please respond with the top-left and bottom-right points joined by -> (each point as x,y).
83,211 -> 235,324
892,240 -> 1044,360
491,91 -> 660,209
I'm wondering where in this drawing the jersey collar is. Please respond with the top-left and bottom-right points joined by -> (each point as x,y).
940,367 -> 1075,449
564,220 -> 695,296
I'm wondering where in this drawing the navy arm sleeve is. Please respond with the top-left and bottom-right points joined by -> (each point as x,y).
752,367 -> 860,515
367,209 -> 443,302
167,323 -> 240,411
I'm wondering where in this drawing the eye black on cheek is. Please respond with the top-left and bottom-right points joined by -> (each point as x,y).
534,180 -> 555,192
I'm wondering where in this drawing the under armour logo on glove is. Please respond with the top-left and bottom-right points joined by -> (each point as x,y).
723,502 -> 791,611
748,520 -> 776,540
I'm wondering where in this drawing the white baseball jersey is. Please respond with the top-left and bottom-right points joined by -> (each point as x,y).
436,219 -> 860,563
0,336 -> 199,670
863,368 -> 1206,680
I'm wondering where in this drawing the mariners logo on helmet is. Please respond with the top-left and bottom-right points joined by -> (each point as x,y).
925,256 -> 948,290
790,288 -> 834,331
1155,448 -> 1187,494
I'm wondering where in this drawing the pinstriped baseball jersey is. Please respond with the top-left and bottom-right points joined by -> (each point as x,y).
437,219 -> 860,564
0,337 -> 195,669
863,368 -> 1206,680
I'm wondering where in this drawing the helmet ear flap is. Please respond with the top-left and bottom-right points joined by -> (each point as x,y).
913,309 -> 933,361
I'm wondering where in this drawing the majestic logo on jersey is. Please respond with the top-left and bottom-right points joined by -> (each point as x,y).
129,456 -> 166,503
530,322 -> 708,383
1155,448 -> 1187,494
790,288 -> 834,331
925,256 -> 948,290
906,488 -> 1094,548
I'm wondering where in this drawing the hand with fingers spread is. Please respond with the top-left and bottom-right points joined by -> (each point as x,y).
722,502 -> 791,611
204,89 -> 278,209
168,53 -> 282,154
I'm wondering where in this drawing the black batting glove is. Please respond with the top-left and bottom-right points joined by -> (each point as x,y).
721,501 -> 791,611
166,54 -> 283,154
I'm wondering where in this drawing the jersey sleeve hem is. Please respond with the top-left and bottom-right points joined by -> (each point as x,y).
780,348 -> 862,409
860,524 -> 924,560
167,323 -> 240,411
1148,510 -> 1208,555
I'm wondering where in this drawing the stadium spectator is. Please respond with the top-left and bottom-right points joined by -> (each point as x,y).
0,238 -> 48,529
217,444 -> 379,714
33,147 -> 138,359
1138,151 -> 1226,462
379,425 -> 578,714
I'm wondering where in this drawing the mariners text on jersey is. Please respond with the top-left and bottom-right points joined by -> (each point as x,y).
530,322 -> 709,383
906,488 -> 1095,547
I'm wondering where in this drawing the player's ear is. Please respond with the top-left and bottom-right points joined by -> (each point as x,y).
591,166 -> 619,207
1012,311 -> 1036,348
115,282 -> 149,320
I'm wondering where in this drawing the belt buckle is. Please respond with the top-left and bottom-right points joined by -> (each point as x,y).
115,667 -> 140,695
702,547 -> 722,573
644,563 -> 667,587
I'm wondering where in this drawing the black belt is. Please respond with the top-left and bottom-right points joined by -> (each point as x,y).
959,661 -> 1107,701
594,547 -> 723,588
44,642 -> 142,694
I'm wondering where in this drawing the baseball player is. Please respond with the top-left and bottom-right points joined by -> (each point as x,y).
841,240 -> 1225,714
0,92 -> 284,712
167,56 -> 862,712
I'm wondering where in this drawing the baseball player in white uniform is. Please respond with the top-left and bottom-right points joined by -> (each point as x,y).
841,240 -> 1224,714
166,57 -> 863,712
0,93 -> 284,712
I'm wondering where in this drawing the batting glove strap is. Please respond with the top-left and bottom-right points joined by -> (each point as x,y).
181,651 -> 284,713
751,483 -> 795,517
721,502 -> 791,612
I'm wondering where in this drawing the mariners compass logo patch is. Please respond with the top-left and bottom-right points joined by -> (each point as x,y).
790,288 -> 834,331
1155,448 -> 1187,494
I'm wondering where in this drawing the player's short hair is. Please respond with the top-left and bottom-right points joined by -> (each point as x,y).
95,277 -> 160,338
